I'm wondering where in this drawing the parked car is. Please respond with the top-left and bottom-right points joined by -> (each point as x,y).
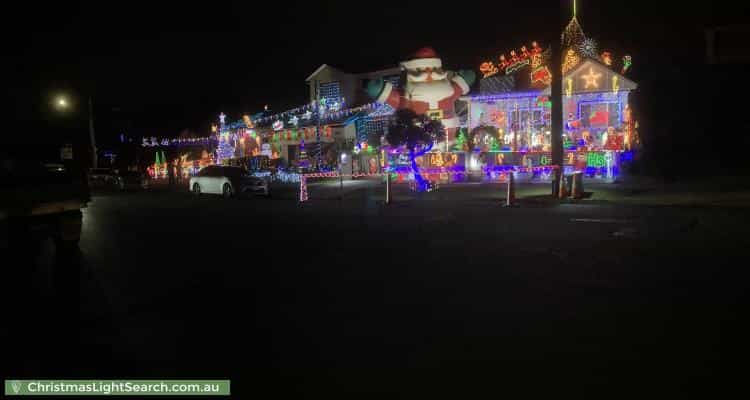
116,170 -> 149,191
189,165 -> 269,198
88,168 -> 118,186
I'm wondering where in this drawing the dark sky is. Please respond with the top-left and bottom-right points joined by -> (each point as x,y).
6,0 -> 749,150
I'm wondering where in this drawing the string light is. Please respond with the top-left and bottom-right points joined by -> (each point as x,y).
243,115 -> 254,128
577,38 -> 598,59
581,67 -> 601,89
562,16 -> 586,49
563,48 -> 581,74
479,41 -> 544,78
621,55 -> 632,74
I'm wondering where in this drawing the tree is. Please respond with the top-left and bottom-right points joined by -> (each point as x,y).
386,109 -> 445,192
453,128 -> 468,151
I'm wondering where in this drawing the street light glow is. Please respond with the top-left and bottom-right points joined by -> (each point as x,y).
55,96 -> 69,110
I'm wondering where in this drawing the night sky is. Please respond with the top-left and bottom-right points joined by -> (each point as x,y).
6,0 -> 748,156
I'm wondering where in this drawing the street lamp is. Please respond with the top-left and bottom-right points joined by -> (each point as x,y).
55,96 -> 69,110
52,93 -> 98,168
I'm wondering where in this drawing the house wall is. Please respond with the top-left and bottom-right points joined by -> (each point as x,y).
307,65 -> 402,107
307,66 -> 359,106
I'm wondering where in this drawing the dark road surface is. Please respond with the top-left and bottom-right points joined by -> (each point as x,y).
4,182 -> 750,398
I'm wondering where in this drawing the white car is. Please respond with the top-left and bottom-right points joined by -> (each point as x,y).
189,166 -> 269,198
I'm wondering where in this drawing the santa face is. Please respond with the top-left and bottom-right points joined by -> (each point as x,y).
405,67 -> 454,106
407,66 -> 448,83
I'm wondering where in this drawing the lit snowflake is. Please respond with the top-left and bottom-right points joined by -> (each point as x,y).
577,38 -> 598,59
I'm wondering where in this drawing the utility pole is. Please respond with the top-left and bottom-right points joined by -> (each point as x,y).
550,1 -> 565,196
315,79 -> 322,171
88,97 -> 98,169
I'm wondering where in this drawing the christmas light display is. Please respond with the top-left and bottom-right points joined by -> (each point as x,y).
531,66 -> 552,85
621,55 -> 632,74
215,133 -> 235,164
453,129 -> 468,151
479,62 -> 499,78
243,115 -> 254,128
563,48 -> 581,74
581,67 -> 602,89
479,42 -> 545,79
562,15 -> 585,49
600,51 -> 612,66
577,38 -> 598,59
141,136 -> 215,147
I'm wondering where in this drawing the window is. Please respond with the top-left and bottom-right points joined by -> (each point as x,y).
383,74 -> 400,89
579,102 -> 620,128
319,81 -> 342,103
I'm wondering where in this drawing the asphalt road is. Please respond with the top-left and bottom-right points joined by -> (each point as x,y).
4,181 -> 750,398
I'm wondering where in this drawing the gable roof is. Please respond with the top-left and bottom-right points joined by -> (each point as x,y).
305,64 -> 347,82
565,58 -> 637,90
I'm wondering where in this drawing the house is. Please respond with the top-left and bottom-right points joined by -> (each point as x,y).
461,14 -> 638,182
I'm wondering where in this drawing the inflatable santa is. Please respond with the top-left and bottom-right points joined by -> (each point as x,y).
366,47 -> 475,142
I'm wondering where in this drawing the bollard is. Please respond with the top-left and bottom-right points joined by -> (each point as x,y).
299,175 -> 308,203
571,171 -> 584,199
504,172 -> 516,207
385,172 -> 392,205
558,173 -> 569,199
339,169 -> 344,201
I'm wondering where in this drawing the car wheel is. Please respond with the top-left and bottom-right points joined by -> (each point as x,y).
193,183 -> 201,196
222,183 -> 233,198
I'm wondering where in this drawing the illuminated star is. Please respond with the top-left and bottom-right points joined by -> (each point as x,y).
581,67 -> 602,89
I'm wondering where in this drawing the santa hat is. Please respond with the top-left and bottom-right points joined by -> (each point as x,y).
401,47 -> 442,70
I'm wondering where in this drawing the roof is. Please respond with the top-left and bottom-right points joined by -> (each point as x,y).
474,57 -> 636,97
305,64 -> 346,82
561,58 -> 638,92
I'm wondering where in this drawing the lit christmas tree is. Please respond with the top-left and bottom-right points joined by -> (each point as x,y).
489,136 -> 500,152
453,129 -> 468,151
216,133 -> 235,165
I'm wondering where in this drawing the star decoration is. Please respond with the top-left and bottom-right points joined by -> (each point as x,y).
288,115 -> 299,126
302,110 -> 313,120
581,67 -> 602,89
577,38 -> 598,59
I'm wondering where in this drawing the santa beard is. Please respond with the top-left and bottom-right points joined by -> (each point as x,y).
405,78 -> 454,107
